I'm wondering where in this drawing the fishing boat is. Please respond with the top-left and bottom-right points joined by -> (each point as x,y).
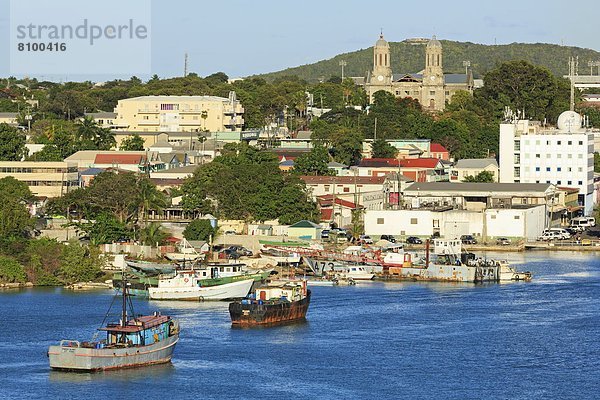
48,274 -> 179,372
305,259 -> 375,280
383,239 -> 531,283
260,247 -> 302,265
229,280 -> 311,326
148,269 -> 254,301
126,259 -> 177,275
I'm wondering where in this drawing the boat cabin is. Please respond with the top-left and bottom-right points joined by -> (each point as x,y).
99,314 -> 174,347
250,282 -> 307,303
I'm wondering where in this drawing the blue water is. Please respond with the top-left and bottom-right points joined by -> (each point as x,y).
1,251 -> 599,400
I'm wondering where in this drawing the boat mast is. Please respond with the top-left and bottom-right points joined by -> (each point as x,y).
121,271 -> 128,327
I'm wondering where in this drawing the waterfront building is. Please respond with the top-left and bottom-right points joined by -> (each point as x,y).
362,139 -> 449,160
449,158 -> 499,182
0,161 -> 78,197
113,93 -> 244,133
83,112 -> 125,129
498,110 -> 595,215
363,35 -> 473,110
365,182 -> 559,240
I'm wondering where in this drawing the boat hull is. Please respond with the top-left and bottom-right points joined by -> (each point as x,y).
148,279 -> 254,301
229,290 -> 311,326
48,335 -> 178,372
386,263 -> 499,282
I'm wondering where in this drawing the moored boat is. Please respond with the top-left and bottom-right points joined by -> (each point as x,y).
148,269 -> 254,301
48,275 -> 180,372
229,280 -> 311,326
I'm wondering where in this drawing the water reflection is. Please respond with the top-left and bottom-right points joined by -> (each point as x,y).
49,363 -> 175,384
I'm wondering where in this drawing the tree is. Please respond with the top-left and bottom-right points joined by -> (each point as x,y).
329,128 -> 364,165
371,139 -> 398,158
293,145 -> 333,175
476,60 -> 570,122
76,117 -> 116,150
59,241 -> 105,284
463,170 -> 496,183
595,152 -> 600,173
139,223 -> 169,246
0,123 -> 26,161
183,219 -> 215,242
120,134 -> 145,151
0,177 -> 34,248
77,213 -> 131,245
0,256 -> 26,283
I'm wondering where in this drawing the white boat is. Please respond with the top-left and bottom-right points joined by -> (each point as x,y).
338,265 -> 374,281
148,270 -> 254,301
498,262 -> 532,281
260,247 -> 302,265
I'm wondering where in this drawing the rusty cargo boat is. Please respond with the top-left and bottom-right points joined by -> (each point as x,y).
48,276 -> 179,372
229,280 -> 311,326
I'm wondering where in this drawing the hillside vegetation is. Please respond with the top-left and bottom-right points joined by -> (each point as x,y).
256,40 -> 600,82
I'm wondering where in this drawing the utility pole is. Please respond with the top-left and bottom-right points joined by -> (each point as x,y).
339,60 -> 347,81
374,117 -> 377,140
569,56 -> 578,112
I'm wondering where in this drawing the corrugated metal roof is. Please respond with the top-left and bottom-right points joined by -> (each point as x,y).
454,158 -> 498,169
405,182 -> 553,194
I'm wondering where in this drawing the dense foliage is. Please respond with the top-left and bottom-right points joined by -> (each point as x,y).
0,123 -> 27,161
258,40 -> 600,82
183,219 -> 215,242
181,143 -> 319,224
463,171 -> 496,182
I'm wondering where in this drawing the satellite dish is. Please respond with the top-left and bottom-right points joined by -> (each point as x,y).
557,111 -> 582,133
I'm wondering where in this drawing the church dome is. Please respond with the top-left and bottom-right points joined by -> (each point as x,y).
375,34 -> 388,47
427,35 -> 442,48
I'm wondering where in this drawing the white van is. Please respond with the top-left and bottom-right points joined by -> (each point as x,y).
542,228 -> 571,240
538,231 -> 563,241
570,217 -> 595,231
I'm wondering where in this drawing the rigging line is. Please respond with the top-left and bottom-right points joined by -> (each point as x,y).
91,288 -> 120,341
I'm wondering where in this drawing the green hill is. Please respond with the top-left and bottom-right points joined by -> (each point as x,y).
256,40 -> 600,82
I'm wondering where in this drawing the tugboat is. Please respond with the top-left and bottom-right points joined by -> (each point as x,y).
229,280 -> 311,326
48,274 -> 180,372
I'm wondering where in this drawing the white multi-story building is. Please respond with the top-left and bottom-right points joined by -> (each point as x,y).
499,110 -> 595,215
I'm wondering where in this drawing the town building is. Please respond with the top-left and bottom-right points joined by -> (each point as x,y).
362,139 -> 449,160
300,175 -> 388,211
84,112 -> 126,129
365,182 -> 559,241
0,112 -> 18,126
363,35 -> 473,111
449,158 -> 499,182
287,220 -> 322,240
113,93 -> 244,133
499,110 -> 595,215
0,161 -> 78,197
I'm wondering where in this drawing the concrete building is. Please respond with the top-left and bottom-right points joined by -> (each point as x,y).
287,220 -> 322,240
363,35 -> 473,111
0,161 -> 78,197
0,112 -> 18,126
113,93 -> 244,133
365,182 -> 557,240
84,112 -> 125,129
450,158 -> 499,182
499,110 -> 595,215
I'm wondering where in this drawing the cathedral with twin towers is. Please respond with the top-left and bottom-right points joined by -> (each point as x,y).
364,34 -> 473,111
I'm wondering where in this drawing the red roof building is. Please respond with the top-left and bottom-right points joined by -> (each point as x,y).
429,143 -> 450,160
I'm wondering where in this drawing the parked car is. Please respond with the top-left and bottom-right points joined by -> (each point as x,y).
380,234 -> 397,243
226,245 -> 253,257
224,230 -> 237,235
538,231 -> 563,242
496,237 -> 511,246
359,235 -> 373,244
460,235 -> 477,245
221,248 -> 241,259
406,236 -> 423,244
321,229 -> 330,239
542,228 -> 570,240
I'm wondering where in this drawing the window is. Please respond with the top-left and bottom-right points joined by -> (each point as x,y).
568,180 -> 572,185
578,167 -> 583,172
535,167 -> 540,172
410,218 -> 418,225
514,167 -> 520,177
546,167 -> 551,172
524,140 -> 530,146
568,167 -> 572,172
142,115 -> 149,120
557,154 -> 562,159
343,187 -> 350,193
557,140 -> 561,145
535,140 -> 540,145
578,181 -> 583,185
491,215 -> 496,219
568,141 -> 572,145
445,91 -> 450,95
546,140 -> 550,145
536,154 -> 540,158
324,185 -> 330,192
546,154 -> 551,159
578,154 -> 583,159
514,141 -> 520,151
557,180 -> 561,185
514,216 -> 520,220
429,91 -> 435,95
524,153 -> 530,159
557,167 -> 561,172
568,154 -> 572,159
377,218 -> 384,225
579,141 -> 583,145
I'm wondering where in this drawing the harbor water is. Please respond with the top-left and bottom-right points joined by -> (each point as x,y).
0,251 -> 599,399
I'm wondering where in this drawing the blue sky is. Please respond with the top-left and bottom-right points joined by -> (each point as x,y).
0,0 -> 597,81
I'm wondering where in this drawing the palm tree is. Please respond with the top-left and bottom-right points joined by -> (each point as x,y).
136,177 -> 167,226
139,222 -> 168,246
